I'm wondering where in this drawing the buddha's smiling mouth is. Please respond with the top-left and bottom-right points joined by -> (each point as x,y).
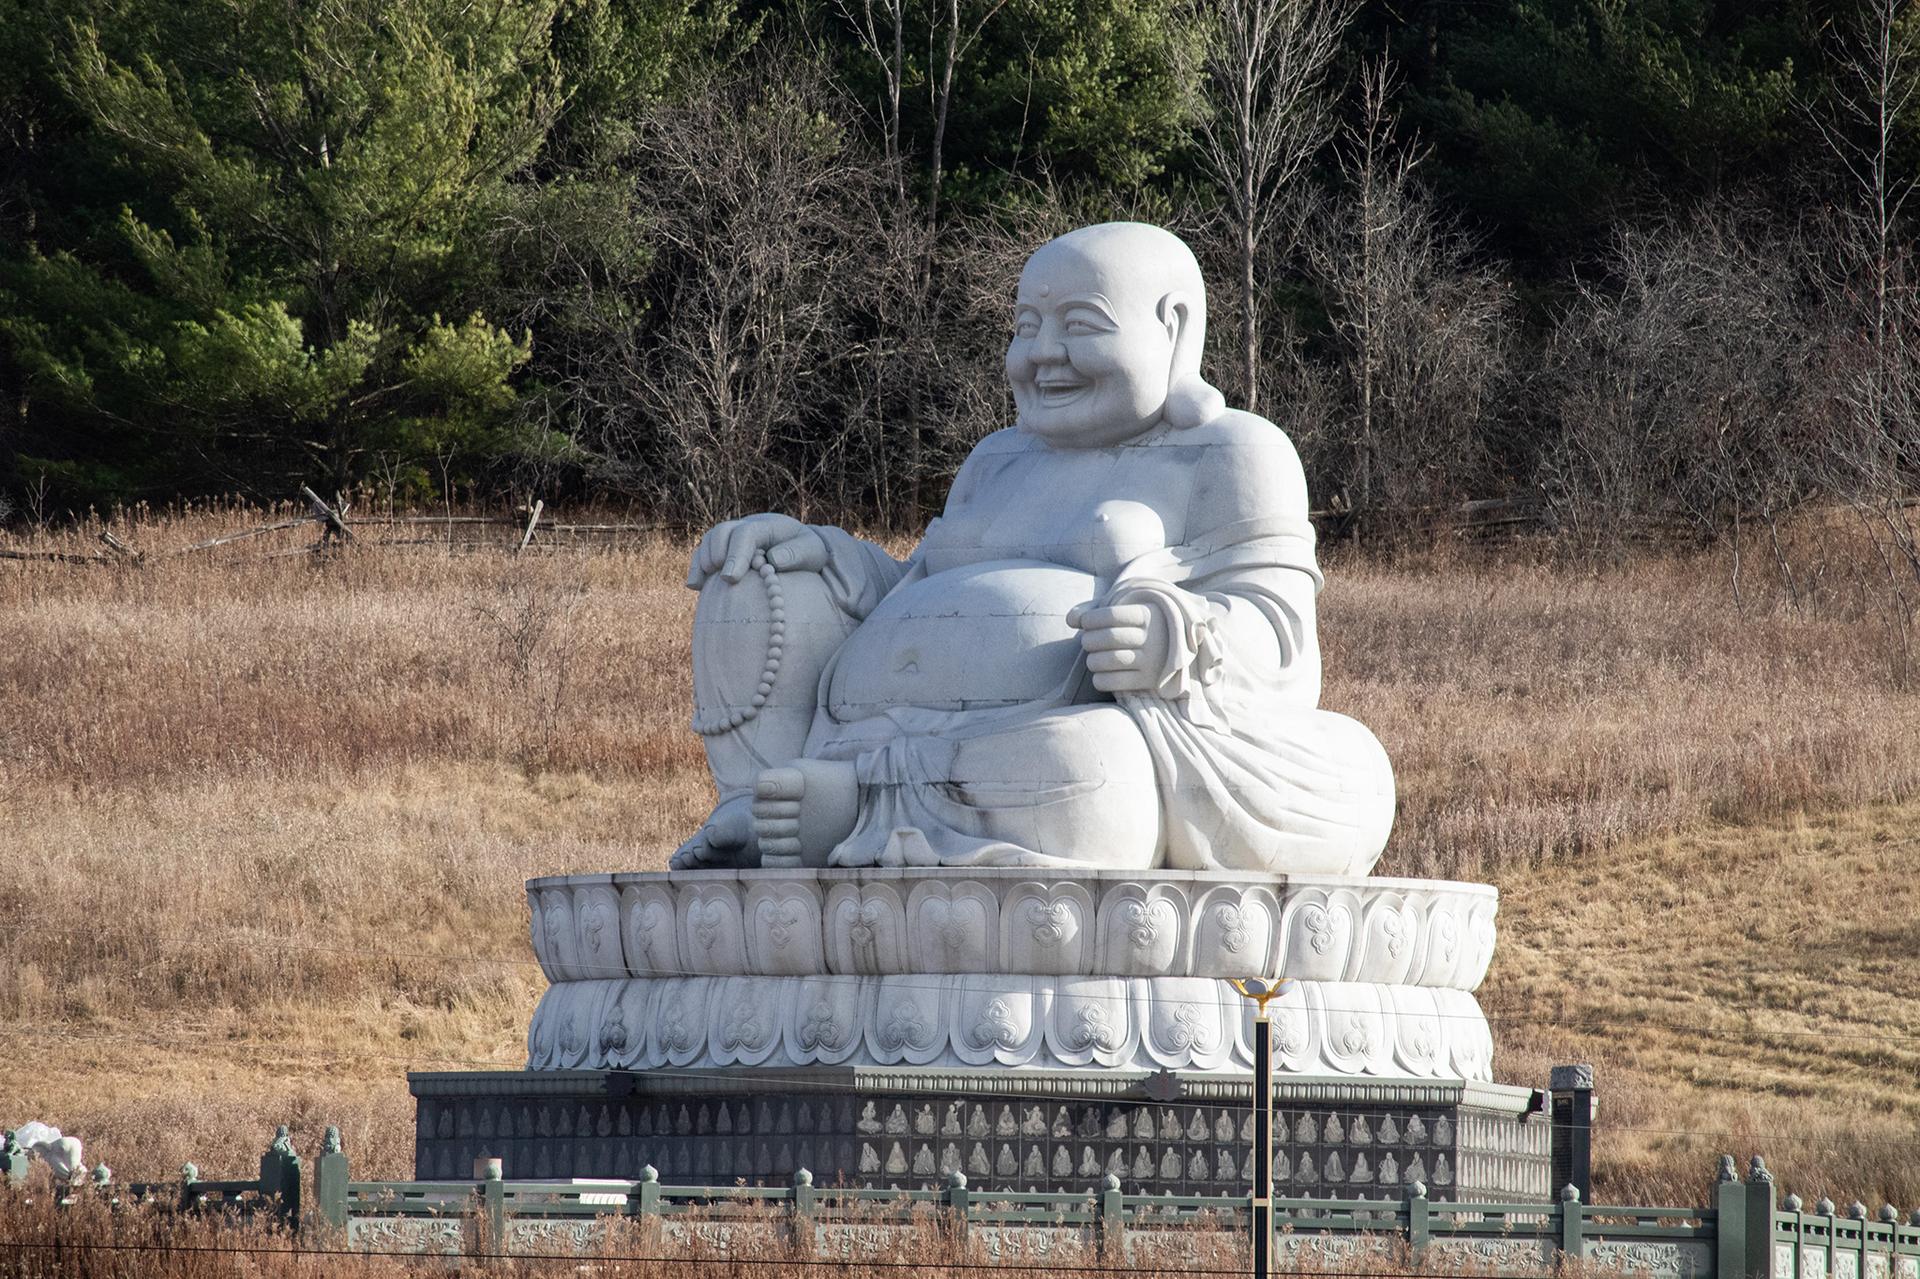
1035,378 -> 1090,405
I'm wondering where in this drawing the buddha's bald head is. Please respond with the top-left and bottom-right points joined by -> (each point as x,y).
1007,222 -> 1223,446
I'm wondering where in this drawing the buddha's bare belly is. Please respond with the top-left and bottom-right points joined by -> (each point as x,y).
826,559 -> 1096,721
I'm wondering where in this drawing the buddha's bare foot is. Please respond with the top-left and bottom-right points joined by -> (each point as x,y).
670,793 -> 757,869
752,760 -> 858,867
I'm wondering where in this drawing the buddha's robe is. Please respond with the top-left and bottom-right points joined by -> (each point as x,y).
725,412 -> 1394,874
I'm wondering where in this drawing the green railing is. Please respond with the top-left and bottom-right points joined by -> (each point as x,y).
13,1130 -> 1920,1275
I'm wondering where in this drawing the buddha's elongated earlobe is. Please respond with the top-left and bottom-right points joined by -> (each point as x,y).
1166,373 -> 1227,429
1157,291 -> 1223,428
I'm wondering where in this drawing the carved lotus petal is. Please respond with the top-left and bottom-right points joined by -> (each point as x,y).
867,976 -> 948,1065
556,979 -> 615,1070
650,977 -> 714,1068
537,888 -> 581,981
1283,892 -> 1355,982
1436,988 -> 1492,1080
710,976 -> 782,1066
825,884 -> 907,975
1355,894 -> 1419,985
1387,984 -> 1443,1077
951,979 -> 1043,1066
1414,899 -> 1465,988
1190,887 -> 1279,978
1044,977 -> 1135,1067
905,882 -> 996,973
572,885 -> 625,980
677,887 -> 748,975
599,978 -> 653,1070
1001,883 -> 1092,975
1142,977 -> 1229,1069
525,984 -> 562,1069
785,976 -> 865,1065
621,884 -> 681,978
1095,889 -> 1182,976
1313,981 -> 1390,1076
744,884 -> 823,975
1461,900 -> 1499,992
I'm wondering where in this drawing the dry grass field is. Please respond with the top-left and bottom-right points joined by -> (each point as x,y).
2,508 -> 1919,1211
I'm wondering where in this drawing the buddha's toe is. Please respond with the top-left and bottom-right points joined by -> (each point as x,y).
672,793 -> 757,869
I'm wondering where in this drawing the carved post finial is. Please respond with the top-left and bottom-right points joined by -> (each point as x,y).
947,1170 -> 968,1190
1879,1205 -> 1899,1224
1747,1155 -> 1773,1184
1784,1195 -> 1804,1212
1847,1201 -> 1867,1220
1409,1181 -> 1427,1199
639,1165 -> 658,1183
1103,1173 -> 1122,1192
321,1126 -> 342,1156
1561,1184 -> 1581,1203
794,1168 -> 813,1187
1717,1155 -> 1738,1184
1816,1198 -> 1836,1216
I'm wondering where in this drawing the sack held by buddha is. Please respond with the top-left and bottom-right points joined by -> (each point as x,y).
674,222 -> 1395,876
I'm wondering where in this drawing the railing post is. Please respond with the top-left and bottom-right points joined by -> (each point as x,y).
1744,1156 -> 1778,1279
1098,1173 -> 1125,1261
1550,1065 -> 1595,1206
179,1163 -> 201,1213
635,1164 -> 661,1223
1406,1180 -> 1430,1261
946,1171 -> 970,1243
1850,1200 -> 1870,1279
259,1126 -> 302,1229
1560,1185 -> 1586,1261
482,1160 -> 506,1258
1715,1155 -> 1747,1279
315,1127 -> 349,1233
793,1168 -> 815,1254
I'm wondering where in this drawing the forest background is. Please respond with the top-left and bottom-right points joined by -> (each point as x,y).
2,0 -> 1919,576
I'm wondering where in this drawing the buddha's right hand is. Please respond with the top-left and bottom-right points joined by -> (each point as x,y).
686,514 -> 830,589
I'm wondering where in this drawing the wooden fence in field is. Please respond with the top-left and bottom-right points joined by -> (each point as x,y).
0,489 -> 670,565
11,1130 -> 1920,1275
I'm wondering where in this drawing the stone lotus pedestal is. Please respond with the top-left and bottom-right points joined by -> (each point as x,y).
408,867 -> 1550,1200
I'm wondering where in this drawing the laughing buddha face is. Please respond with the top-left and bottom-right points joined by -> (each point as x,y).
1005,222 -> 1209,448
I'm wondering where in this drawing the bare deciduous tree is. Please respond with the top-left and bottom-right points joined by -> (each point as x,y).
1285,63 -> 1514,538
1189,0 -> 1355,413
837,0 -> 1008,225
1536,204 -> 1826,580
1806,0 -> 1920,668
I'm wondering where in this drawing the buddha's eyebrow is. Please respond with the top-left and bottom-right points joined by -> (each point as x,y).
1060,294 -> 1118,321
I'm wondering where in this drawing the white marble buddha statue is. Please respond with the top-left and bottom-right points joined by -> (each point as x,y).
672,221 -> 1394,874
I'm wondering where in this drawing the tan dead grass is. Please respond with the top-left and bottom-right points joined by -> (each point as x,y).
1487,800 -> 1920,1212
2,508 -> 1918,1208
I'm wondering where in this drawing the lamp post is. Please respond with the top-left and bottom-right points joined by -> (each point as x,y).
1229,976 -> 1292,1279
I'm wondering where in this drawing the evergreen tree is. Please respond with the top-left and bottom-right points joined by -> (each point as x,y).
0,0 -> 712,508
1368,0 -> 1821,261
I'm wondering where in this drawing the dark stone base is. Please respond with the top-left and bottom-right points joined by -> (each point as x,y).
411,1068 -> 1551,1202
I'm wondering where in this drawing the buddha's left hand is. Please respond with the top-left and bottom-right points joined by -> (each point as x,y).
1067,601 -> 1172,694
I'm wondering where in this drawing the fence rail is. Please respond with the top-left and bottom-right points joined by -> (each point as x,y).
0,488 -> 672,565
12,1127 -> 1920,1274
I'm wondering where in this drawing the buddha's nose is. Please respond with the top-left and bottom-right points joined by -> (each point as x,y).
1030,331 -> 1069,364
